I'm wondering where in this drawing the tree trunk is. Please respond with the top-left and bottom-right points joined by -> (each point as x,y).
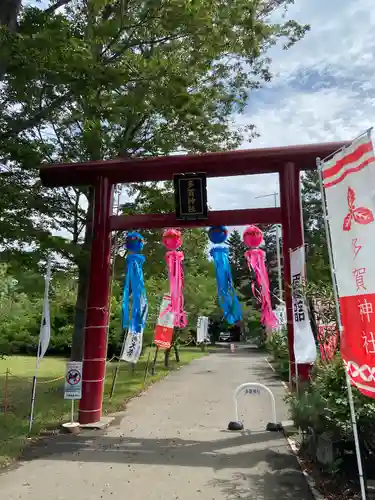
70,263 -> 89,360
70,188 -> 94,361
0,0 -> 21,30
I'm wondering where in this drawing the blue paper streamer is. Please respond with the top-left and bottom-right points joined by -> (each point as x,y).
121,253 -> 148,333
210,247 -> 242,325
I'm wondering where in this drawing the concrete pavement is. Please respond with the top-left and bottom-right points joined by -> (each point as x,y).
0,348 -> 314,500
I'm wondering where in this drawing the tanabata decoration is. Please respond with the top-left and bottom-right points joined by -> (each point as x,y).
120,231 -> 148,363
208,226 -> 242,325
243,225 -> 278,330
154,294 -> 174,349
161,228 -> 187,328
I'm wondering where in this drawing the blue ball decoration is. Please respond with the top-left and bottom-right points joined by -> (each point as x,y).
126,231 -> 144,253
208,226 -> 228,244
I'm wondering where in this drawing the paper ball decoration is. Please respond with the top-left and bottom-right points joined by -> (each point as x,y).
126,231 -> 144,253
208,226 -> 228,244
243,225 -> 263,248
162,228 -> 182,251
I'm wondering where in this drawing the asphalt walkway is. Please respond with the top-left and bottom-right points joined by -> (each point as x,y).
0,348 -> 314,500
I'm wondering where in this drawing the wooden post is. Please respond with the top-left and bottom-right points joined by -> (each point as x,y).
151,346 -> 159,375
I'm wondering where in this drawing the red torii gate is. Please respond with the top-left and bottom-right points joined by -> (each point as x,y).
40,141 -> 348,425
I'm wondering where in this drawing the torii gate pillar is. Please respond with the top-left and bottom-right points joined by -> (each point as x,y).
79,177 -> 113,424
280,162 -> 311,386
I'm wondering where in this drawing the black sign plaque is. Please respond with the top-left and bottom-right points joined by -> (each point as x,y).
173,173 -> 208,221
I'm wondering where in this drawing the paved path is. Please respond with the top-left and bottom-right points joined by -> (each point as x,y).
0,348 -> 314,500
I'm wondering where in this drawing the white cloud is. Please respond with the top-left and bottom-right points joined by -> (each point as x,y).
209,0 -> 375,213
50,0 -> 375,235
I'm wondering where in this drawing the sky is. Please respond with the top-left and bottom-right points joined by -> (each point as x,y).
208,0 -> 375,212
35,0 -> 375,238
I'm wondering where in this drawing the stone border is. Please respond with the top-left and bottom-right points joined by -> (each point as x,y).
264,357 -> 325,500
286,434 -> 326,500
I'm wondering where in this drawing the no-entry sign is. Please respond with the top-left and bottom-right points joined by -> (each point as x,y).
64,361 -> 83,400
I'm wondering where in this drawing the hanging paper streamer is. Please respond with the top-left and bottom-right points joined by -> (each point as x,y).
208,226 -> 242,325
243,225 -> 278,330
121,232 -> 148,363
161,228 -> 187,328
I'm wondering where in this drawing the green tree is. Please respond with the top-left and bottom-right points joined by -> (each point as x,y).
301,171 -> 330,284
0,1 -> 309,359
227,229 -> 248,289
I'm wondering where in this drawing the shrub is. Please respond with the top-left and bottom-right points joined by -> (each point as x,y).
266,328 -> 289,359
286,355 -> 375,440
265,328 -> 290,379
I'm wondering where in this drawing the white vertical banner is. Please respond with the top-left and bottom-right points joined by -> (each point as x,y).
290,246 -> 317,364
121,295 -> 148,364
197,316 -> 208,343
29,258 -> 52,433
38,259 -> 52,364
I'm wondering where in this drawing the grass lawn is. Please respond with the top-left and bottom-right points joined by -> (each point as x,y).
0,346 -> 206,467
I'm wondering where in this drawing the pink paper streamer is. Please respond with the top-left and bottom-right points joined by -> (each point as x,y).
245,248 -> 278,330
164,250 -> 187,328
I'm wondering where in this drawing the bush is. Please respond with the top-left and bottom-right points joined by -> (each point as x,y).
286,355 -> 375,440
266,328 -> 288,358
264,328 -> 290,379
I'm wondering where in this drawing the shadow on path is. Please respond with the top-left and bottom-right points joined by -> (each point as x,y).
23,431 -> 282,468
22,430 -> 311,498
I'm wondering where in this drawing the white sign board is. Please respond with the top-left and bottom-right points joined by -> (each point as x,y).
196,316 -> 209,343
244,387 -> 260,395
64,361 -> 83,400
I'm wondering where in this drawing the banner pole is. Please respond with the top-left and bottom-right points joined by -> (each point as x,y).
28,342 -> 40,434
29,258 -> 52,433
317,158 -> 367,500
143,348 -> 152,387
295,362 -> 300,397
109,335 -> 126,400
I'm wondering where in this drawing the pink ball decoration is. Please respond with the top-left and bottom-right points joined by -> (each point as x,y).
243,225 -> 263,248
162,228 -> 182,251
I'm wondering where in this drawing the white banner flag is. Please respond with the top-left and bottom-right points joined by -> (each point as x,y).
290,246 -> 316,364
121,329 -> 143,363
121,295 -> 147,363
320,131 -> 375,396
197,316 -> 208,343
38,260 -> 52,364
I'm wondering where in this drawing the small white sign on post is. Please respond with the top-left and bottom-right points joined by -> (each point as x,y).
244,387 -> 260,395
196,316 -> 208,343
64,361 -> 83,400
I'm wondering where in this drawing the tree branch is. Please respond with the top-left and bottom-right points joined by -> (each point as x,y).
44,0 -> 74,15
0,92 -> 72,142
